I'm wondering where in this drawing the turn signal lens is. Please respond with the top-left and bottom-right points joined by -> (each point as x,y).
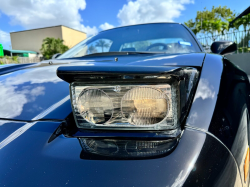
244,147 -> 249,182
79,138 -> 179,159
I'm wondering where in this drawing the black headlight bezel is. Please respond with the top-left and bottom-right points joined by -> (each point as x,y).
57,65 -> 200,138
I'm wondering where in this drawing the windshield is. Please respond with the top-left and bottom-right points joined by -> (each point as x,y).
58,23 -> 201,59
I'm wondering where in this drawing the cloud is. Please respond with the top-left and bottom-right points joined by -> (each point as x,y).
0,83 -> 45,118
0,0 -> 96,36
98,0 -> 193,32
79,25 -> 98,36
0,65 -> 63,119
0,29 -> 10,45
99,22 -> 115,30
194,78 -> 215,101
0,83 -> 28,118
0,0 -> 194,38
117,0 -> 194,26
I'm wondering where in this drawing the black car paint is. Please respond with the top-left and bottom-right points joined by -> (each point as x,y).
0,120 -> 241,187
0,54 -> 249,186
0,53 -> 205,121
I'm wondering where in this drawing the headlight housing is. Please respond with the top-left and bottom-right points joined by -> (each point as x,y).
66,67 -> 199,131
72,84 -> 177,130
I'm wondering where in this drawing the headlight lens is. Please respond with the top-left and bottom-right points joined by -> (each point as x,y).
73,84 -> 177,130
71,68 -> 199,131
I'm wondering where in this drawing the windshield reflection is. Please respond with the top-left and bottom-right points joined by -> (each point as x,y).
58,23 -> 201,59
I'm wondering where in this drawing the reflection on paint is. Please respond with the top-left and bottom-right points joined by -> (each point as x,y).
0,83 -> 45,118
0,94 -> 70,149
194,78 -> 215,101
168,153 -> 199,187
32,95 -> 70,120
0,66 -> 67,119
134,55 -> 178,63
0,122 -> 37,149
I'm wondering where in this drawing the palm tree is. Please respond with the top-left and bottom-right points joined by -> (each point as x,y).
242,14 -> 250,32
95,39 -> 110,52
87,45 -> 97,54
40,37 -> 69,59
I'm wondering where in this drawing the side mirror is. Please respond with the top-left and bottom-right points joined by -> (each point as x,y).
211,41 -> 237,55
52,53 -> 61,59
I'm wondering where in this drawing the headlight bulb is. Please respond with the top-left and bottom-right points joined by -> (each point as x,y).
121,87 -> 170,125
78,89 -> 113,124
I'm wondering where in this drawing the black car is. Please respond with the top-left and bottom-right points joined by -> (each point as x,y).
0,23 -> 249,187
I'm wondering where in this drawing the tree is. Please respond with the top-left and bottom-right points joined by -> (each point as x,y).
95,39 -> 110,52
184,6 -> 236,40
40,37 -> 69,59
231,13 -> 250,32
242,14 -> 250,31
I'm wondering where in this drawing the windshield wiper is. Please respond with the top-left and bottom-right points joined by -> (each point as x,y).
80,51 -> 165,58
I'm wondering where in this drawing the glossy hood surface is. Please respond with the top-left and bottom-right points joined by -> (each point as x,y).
0,53 -> 205,121
1,53 -> 244,187
0,120 -> 240,187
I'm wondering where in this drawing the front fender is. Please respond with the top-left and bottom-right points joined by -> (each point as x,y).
0,120 -> 241,187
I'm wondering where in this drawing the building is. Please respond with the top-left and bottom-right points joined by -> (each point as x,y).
3,49 -> 38,57
10,25 -> 87,54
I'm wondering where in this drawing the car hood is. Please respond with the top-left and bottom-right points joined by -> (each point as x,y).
0,53 -> 205,121
0,64 -> 17,69
1,120 -> 238,187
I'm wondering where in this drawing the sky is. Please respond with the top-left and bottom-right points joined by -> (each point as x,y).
0,0 -> 248,49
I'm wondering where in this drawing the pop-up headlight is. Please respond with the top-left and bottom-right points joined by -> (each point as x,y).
57,66 -> 199,131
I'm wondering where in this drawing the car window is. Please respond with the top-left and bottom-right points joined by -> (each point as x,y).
58,23 -> 201,59
120,38 -> 186,53
70,39 -> 113,57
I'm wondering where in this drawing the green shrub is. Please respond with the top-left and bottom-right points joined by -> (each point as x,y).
243,47 -> 249,53
12,56 -> 19,63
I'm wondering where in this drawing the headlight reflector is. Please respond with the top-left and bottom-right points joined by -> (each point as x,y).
121,87 -> 170,125
77,89 -> 113,124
